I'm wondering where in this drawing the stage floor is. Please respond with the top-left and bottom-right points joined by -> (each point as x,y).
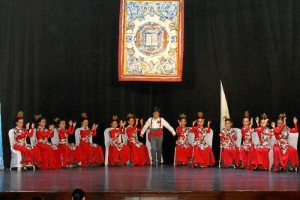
0,165 -> 300,199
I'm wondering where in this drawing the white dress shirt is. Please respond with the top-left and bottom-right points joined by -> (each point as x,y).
141,117 -> 176,136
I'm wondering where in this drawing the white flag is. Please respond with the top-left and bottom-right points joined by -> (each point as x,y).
220,81 -> 230,130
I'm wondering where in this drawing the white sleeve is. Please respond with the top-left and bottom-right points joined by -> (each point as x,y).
161,118 -> 176,136
141,118 -> 151,135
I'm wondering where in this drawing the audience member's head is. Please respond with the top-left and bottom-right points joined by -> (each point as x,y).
72,188 -> 85,200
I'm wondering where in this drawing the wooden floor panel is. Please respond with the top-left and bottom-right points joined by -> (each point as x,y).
0,165 -> 299,199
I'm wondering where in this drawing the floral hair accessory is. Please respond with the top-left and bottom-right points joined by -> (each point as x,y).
179,113 -> 187,119
53,117 -> 60,123
17,111 -> 24,119
35,114 -> 42,121
198,112 -> 204,118
279,113 -> 286,119
244,111 -> 250,118
127,113 -> 134,118
81,113 -> 88,119
261,113 -> 268,119
112,115 -> 118,121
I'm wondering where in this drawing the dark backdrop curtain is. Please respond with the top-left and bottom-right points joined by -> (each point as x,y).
0,0 -> 299,167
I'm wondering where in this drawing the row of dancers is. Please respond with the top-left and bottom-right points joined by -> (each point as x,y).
11,108 -> 299,172
219,112 -> 298,172
176,111 -> 299,172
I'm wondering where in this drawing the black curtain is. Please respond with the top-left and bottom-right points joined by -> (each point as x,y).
0,0 -> 299,168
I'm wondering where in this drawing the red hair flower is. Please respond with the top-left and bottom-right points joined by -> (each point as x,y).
198,112 -> 204,118
279,113 -> 286,119
179,113 -> 187,119
81,113 -> 88,119
16,111 -> 24,119
244,111 -> 250,118
127,113 -> 134,118
35,114 -> 42,121
112,115 -> 118,121
261,113 -> 268,119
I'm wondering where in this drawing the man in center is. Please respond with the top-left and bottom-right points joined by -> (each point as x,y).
140,106 -> 176,165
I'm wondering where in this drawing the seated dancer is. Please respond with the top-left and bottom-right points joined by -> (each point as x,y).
239,111 -> 255,170
56,118 -> 82,168
219,118 -> 239,167
191,112 -> 215,167
140,107 -> 176,165
12,111 -> 41,168
125,114 -> 150,166
174,114 -> 193,166
254,114 -> 274,170
35,115 -> 60,169
272,114 -> 299,172
79,113 -> 104,167
108,116 -> 130,166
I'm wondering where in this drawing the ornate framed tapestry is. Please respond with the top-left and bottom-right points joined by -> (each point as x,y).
118,0 -> 184,82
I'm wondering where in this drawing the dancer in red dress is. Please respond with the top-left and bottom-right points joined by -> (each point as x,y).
108,116 -> 130,166
192,112 -> 215,167
272,114 -> 299,172
219,118 -> 239,167
35,115 -> 60,169
239,111 -> 255,170
56,118 -> 82,168
126,114 -> 150,166
174,114 -> 193,166
254,114 -> 274,170
12,111 -> 41,168
79,113 -> 104,167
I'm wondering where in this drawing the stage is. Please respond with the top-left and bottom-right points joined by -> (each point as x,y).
0,165 -> 299,200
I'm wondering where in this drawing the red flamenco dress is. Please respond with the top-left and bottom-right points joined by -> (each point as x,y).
239,127 -> 255,170
174,126 -> 193,165
27,144 -> 42,167
108,127 -> 130,166
192,126 -> 215,167
126,125 -> 150,166
273,123 -> 299,172
22,128 -> 42,166
13,127 -> 35,165
254,126 -> 274,170
220,128 -> 239,167
36,127 -> 60,169
58,125 -> 83,167
79,127 -> 104,167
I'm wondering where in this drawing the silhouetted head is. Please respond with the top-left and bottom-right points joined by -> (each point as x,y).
72,188 -> 85,200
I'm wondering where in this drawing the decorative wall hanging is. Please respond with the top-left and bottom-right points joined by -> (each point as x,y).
118,0 -> 184,82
